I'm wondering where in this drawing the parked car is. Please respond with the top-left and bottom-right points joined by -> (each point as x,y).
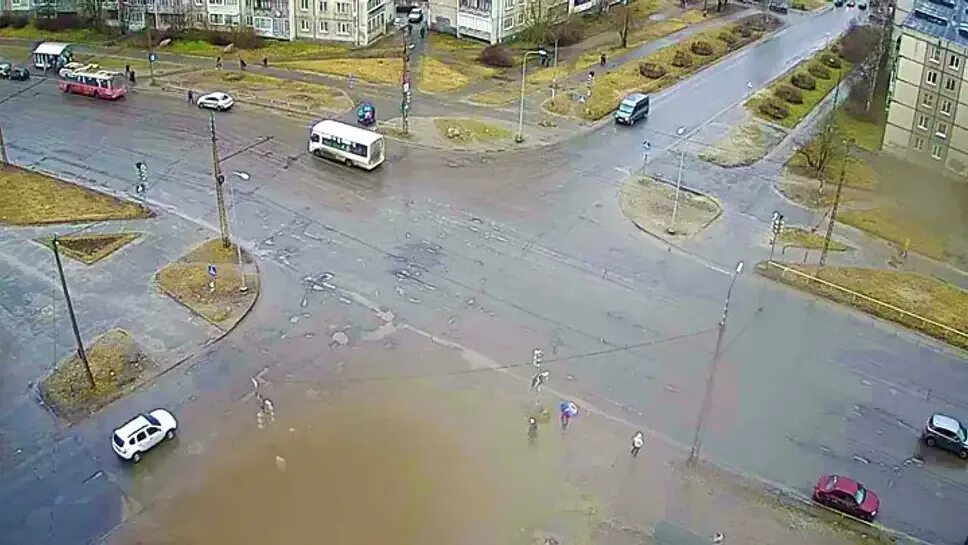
834,0 -> 844,6
112,409 -> 178,463
407,7 -> 423,23
847,0 -> 856,6
197,92 -> 235,111
9,67 -> 30,81
858,0 -> 868,8
614,92 -> 650,125
812,474 -> 880,521
922,413 -> 968,459
0,62 -> 11,78
768,0 -> 790,12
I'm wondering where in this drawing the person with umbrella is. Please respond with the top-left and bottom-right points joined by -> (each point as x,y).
631,431 -> 644,457
559,401 -> 578,431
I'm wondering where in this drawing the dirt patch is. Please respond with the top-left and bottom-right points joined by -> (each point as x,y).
382,116 -> 531,151
165,70 -> 352,113
434,118 -> 513,144
778,226 -> 849,252
758,262 -> 968,350
42,232 -> 141,265
700,118 -> 787,167
155,238 -> 258,326
39,329 -> 153,420
620,176 -> 722,238
0,164 -> 152,225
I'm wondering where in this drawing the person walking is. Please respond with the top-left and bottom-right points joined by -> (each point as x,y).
262,55 -> 269,68
215,56 -> 223,70
187,89 -> 194,104
630,431 -> 644,457
599,53 -> 607,68
239,58 -> 247,71
528,417 -> 538,444
560,411 -> 570,432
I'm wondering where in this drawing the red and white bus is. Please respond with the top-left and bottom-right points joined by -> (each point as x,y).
58,64 -> 128,100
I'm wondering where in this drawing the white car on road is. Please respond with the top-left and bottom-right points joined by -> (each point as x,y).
112,409 -> 178,463
407,7 -> 423,23
196,92 -> 235,111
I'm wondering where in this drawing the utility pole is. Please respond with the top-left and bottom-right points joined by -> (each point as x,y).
819,141 -> 850,268
51,235 -> 95,388
401,23 -> 413,135
666,150 -> 685,235
146,2 -> 155,85
621,0 -> 631,48
209,112 -> 231,248
0,123 -> 7,164
688,261 -> 744,466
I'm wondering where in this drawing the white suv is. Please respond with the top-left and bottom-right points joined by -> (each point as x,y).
112,409 -> 178,463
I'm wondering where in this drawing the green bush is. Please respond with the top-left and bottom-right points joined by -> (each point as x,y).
639,62 -> 667,79
822,53 -> 842,68
718,31 -> 738,46
690,40 -> 714,56
759,98 -> 789,120
775,84 -> 804,104
791,72 -> 817,90
478,44 -> 513,68
808,63 -> 831,79
10,14 -> 29,28
672,50 -> 693,68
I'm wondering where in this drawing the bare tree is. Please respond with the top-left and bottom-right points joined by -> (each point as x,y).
79,0 -> 106,29
611,1 -> 632,48
795,124 -> 842,180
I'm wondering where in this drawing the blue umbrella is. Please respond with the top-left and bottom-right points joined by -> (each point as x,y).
560,402 -> 578,418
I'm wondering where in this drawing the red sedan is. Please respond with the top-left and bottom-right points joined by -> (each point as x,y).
812,474 -> 880,521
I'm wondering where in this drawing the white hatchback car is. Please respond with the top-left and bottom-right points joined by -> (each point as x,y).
112,409 -> 178,463
197,91 -> 235,111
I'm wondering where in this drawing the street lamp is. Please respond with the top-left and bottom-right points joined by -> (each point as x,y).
688,260 -> 744,466
516,49 -> 548,143
549,34 -> 560,100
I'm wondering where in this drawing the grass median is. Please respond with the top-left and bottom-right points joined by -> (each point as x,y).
156,238 -> 258,326
778,226 -> 849,252
620,175 -> 722,238
433,118 -> 513,144
39,329 -> 152,420
278,57 -> 402,85
758,262 -> 968,350
550,15 -> 782,121
43,232 -> 141,265
167,70 -> 352,113
0,164 -> 152,225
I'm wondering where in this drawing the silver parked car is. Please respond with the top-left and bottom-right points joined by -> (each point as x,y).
922,413 -> 968,459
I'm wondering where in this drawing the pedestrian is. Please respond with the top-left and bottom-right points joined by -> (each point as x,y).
239,58 -> 247,71
187,89 -> 194,104
216,56 -> 223,70
630,431 -> 644,457
528,417 -> 538,443
420,26 -> 426,39
560,411 -> 570,432
262,55 -> 269,68
129,70 -> 136,85
124,63 -> 131,75
600,53 -> 606,68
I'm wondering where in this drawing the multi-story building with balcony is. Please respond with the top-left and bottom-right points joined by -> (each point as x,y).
429,0 -> 572,45
290,0 -> 392,46
103,0 -> 198,31
883,0 -> 968,176
7,0 -> 77,15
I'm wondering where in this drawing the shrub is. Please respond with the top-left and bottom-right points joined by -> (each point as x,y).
735,26 -> 752,38
478,44 -> 513,68
808,63 -> 831,79
791,0 -> 806,9
0,13 -> 12,28
639,62 -> 667,79
34,13 -> 86,31
718,31 -> 738,46
775,84 -> 804,104
549,18 -> 584,47
690,40 -> 714,56
671,50 -> 693,68
759,98 -> 789,120
791,72 -> 816,90
822,53 -> 841,68
10,14 -> 28,28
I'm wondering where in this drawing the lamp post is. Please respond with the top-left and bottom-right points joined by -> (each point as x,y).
550,35 -> 560,100
688,260 -> 744,466
516,49 -> 547,143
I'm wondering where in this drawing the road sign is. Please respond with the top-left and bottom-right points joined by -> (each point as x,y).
208,264 -> 217,277
148,52 -> 158,63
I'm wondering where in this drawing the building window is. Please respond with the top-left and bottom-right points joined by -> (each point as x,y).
194,0 -> 203,5
931,143 -> 943,159
929,45 -> 941,63
253,16 -> 273,30
949,54 -> 961,69
922,93 -> 935,108
195,12 -> 204,22
504,0 -> 512,7
300,18 -> 309,29
936,121 -> 947,138
300,0 -> 308,8
366,0 -> 383,10
516,12 -> 524,24
917,114 -> 929,130
503,16 -> 512,29
940,99 -> 952,116
926,70 -> 939,85
337,1 -> 350,12
208,0 -> 224,5
912,136 -> 924,150
209,13 -> 224,24
319,20 -> 329,32
245,15 -> 253,24
254,0 -> 269,8
338,21 -> 350,34
944,76 -> 956,92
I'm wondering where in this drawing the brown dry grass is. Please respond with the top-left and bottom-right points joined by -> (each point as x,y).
620,176 -> 722,238
778,227 -> 849,252
170,70 -> 352,112
0,164 -> 151,225
759,263 -> 968,350
156,238 -> 256,325
39,329 -> 152,419
47,233 -> 141,265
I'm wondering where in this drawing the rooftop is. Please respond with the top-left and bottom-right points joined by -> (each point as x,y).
902,0 -> 968,47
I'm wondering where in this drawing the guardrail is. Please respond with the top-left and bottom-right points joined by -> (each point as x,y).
759,261 -> 968,348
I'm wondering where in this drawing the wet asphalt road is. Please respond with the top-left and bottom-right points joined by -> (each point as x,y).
1,7 -> 967,545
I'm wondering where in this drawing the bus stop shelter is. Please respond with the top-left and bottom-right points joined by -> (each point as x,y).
32,42 -> 73,70
654,521 -> 718,545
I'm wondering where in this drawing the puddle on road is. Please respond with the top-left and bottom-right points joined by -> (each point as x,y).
119,380 -> 575,545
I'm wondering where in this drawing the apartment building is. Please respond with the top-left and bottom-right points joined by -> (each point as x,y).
429,0 -> 568,44
883,0 -> 968,176
8,0 -> 77,14
290,0 -> 393,46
